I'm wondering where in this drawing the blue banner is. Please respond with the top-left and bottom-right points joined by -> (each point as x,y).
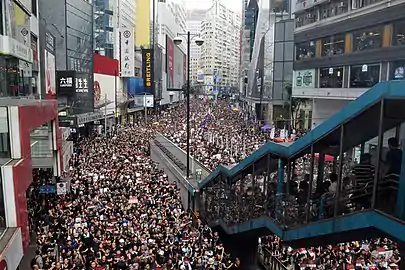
127,77 -> 145,96
39,185 -> 56,194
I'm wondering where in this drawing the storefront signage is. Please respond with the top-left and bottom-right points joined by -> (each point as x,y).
120,27 -> 135,77
293,69 -> 315,88
142,49 -> 154,92
57,71 -> 76,95
75,77 -> 89,93
76,112 -> 105,125
0,35 -> 33,63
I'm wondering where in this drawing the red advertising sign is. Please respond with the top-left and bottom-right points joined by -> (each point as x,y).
166,36 -> 174,88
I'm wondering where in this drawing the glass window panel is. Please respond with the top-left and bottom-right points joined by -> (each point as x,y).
393,19 -> 405,46
391,61 -> 405,80
273,81 -> 283,100
350,64 -> 380,88
285,42 -> 294,61
283,62 -> 293,82
320,67 -> 343,88
353,26 -> 383,51
274,43 -> 284,62
275,24 -> 285,42
296,41 -> 315,60
274,62 -> 284,81
322,34 -> 345,56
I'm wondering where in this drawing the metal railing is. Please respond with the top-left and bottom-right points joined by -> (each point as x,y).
259,246 -> 289,270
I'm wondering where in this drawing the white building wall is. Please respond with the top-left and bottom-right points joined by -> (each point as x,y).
157,0 -> 187,105
311,99 -> 350,128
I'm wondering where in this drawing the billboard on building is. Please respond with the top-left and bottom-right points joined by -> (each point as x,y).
135,0 -> 150,47
142,49 -> 154,94
94,73 -> 116,115
127,77 -> 145,96
173,45 -> 186,89
166,35 -> 174,88
45,32 -> 56,99
197,70 -> 204,82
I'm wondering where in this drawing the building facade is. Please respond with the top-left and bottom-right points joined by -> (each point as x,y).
93,0 -> 115,58
241,0 -> 291,124
0,0 -> 35,98
199,0 -> 241,92
186,9 -> 206,85
157,0 -> 187,105
292,0 -> 405,128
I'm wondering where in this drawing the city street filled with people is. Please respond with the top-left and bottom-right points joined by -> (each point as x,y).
29,98 -> 402,269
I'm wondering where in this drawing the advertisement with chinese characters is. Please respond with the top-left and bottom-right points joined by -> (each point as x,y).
56,70 -> 76,96
166,35 -> 174,88
120,27 -> 135,77
142,49 -> 154,94
74,73 -> 93,113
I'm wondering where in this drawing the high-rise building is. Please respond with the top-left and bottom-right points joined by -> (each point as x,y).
157,0 -> 187,105
292,0 -> 405,128
199,0 -> 241,92
186,9 -> 207,84
240,0 -> 290,124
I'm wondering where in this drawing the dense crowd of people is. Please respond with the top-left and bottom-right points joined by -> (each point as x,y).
29,123 -> 241,269
261,235 -> 401,269
28,97 -> 402,269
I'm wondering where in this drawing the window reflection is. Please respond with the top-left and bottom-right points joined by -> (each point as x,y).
296,41 -> 316,60
320,0 -> 349,20
320,67 -> 343,88
295,9 -> 318,28
322,34 -> 345,56
350,64 -> 380,88
390,61 -> 405,80
353,26 -> 383,51
393,20 -> 405,46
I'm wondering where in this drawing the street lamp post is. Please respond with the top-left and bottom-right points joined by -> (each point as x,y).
173,32 -> 204,180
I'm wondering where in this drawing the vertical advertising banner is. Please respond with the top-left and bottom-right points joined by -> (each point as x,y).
142,49 -> 154,94
166,35 -> 174,88
45,32 -> 56,99
120,27 -> 135,77
74,73 -> 93,113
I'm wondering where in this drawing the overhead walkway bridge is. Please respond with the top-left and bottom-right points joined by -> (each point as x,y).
154,81 -> 405,269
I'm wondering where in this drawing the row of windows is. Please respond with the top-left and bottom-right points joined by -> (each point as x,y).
319,64 -> 380,88
299,61 -> 405,89
295,0 -> 383,28
296,20 -> 405,60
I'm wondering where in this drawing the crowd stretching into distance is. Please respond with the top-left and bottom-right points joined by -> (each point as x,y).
29,98 -> 401,269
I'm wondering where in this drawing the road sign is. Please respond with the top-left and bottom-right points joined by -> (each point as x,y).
39,185 -> 56,194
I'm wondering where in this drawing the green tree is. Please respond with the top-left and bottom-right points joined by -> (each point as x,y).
285,82 -> 309,129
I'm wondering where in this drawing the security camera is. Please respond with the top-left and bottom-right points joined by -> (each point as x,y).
173,37 -> 183,46
195,37 -> 204,46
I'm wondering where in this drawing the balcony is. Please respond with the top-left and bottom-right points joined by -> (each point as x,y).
295,0 -> 405,33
